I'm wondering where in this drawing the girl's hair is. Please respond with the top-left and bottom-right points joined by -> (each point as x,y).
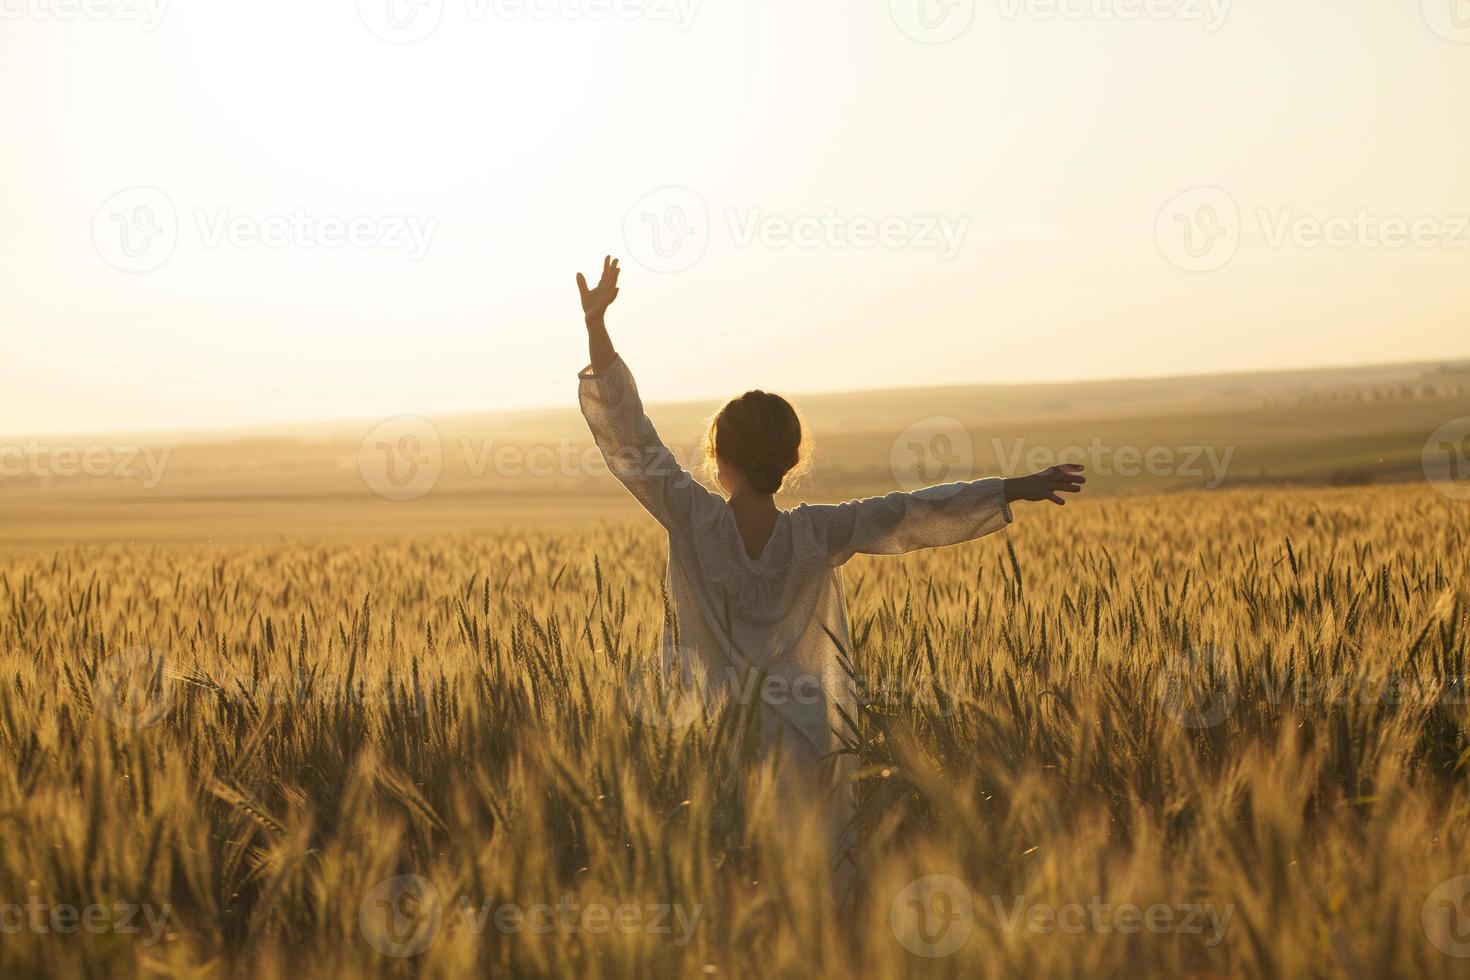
702,390 -> 810,495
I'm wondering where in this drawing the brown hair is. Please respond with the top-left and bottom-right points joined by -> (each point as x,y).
702,390 -> 809,495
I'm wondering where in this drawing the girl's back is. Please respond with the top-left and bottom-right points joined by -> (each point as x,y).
573,255 -> 1084,864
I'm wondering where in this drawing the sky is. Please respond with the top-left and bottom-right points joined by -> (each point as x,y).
3,0 -> 1469,436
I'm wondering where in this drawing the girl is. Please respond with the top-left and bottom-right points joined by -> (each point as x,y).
576,256 -> 1085,863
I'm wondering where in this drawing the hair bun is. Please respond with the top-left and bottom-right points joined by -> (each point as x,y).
746,452 -> 786,493
704,389 -> 806,495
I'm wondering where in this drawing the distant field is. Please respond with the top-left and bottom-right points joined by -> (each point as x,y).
0,492 -> 645,549
1,358 -> 1465,546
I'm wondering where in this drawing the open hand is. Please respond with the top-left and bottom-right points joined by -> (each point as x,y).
1004,464 -> 1087,506
577,256 -> 621,322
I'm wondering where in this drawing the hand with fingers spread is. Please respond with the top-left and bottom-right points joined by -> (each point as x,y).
1004,463 -> 1087,506
577,256 -> 622,375
577,255 -> 621,324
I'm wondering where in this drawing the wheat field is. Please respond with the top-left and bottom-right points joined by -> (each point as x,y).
2,483 -> 1469,978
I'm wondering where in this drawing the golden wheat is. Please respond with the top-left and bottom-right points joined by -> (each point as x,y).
1,484 -> 1468,978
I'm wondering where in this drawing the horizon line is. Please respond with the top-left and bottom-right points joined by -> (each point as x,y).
8,351 -> 1468,447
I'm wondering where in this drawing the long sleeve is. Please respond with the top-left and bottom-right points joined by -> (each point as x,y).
578,355 -> 713,529
804,478 -> 1013,566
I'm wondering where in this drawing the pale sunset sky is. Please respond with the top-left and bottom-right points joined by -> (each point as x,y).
2,0 -> 1468,436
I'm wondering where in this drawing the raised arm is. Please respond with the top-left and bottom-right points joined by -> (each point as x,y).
575,257 -> 713,529
807,465 -> 1085,566
578,255 -> 620,374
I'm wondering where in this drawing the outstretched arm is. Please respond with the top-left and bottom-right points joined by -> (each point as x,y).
578,255 -> 620,374
807,464 -> 1086,566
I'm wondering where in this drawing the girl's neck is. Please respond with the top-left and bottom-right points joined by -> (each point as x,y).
727,489 -> 780,560
727,489 -> 779,514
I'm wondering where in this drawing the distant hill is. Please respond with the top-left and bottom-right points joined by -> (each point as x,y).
1,358 -> 1466,545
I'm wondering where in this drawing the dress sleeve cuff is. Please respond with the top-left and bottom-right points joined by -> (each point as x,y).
985,477 -> 1014,527
578,355 -> 626,382
577,355 -> 638,414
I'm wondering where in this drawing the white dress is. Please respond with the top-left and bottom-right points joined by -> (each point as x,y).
579,356 -> 1014,793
